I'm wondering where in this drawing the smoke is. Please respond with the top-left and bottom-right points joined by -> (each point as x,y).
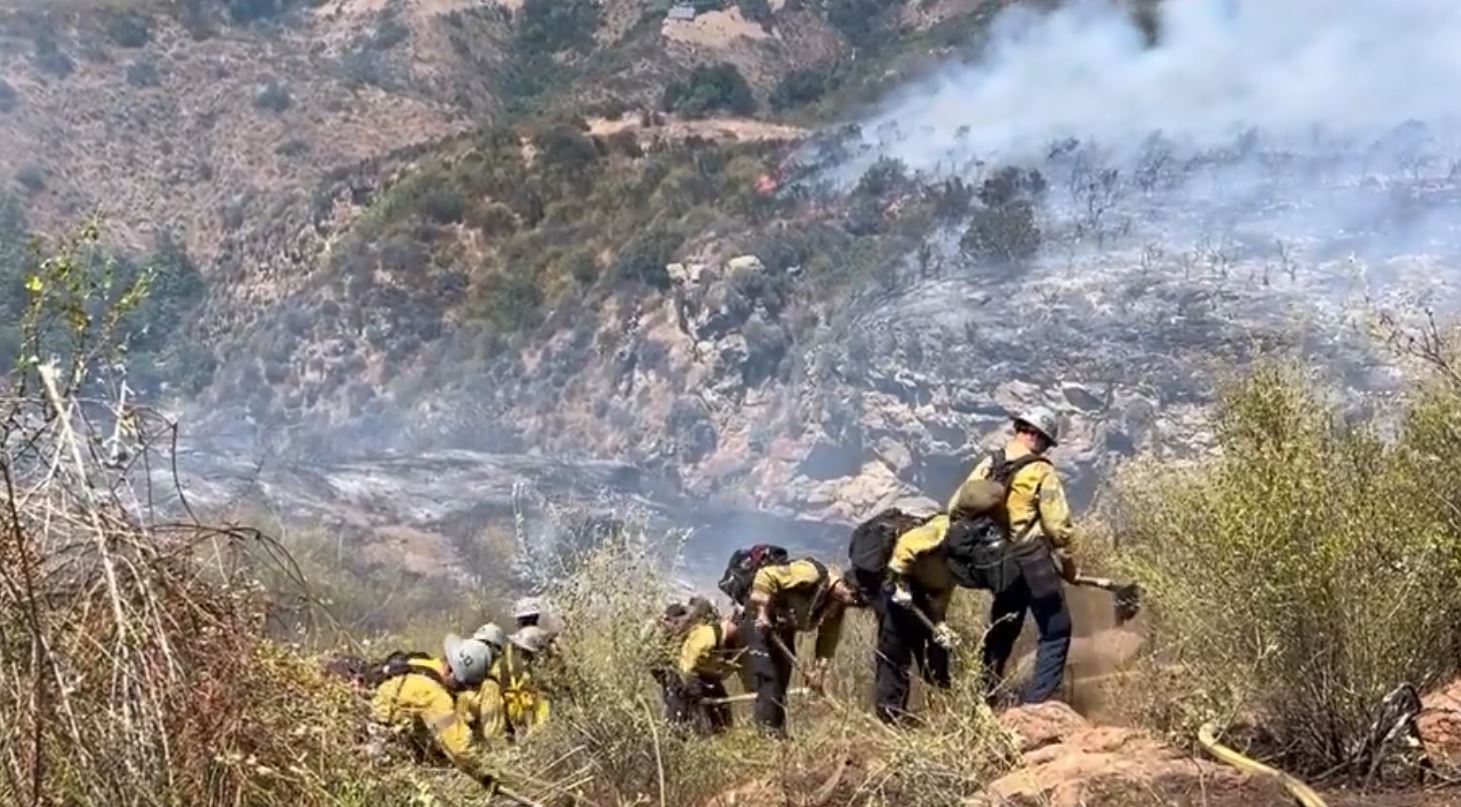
868,0 -> 1461,168
810,0 -> 1461,307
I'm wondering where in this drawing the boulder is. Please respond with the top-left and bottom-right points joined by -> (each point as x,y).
1001,702 -> 1091,752
993,379 -> 1042,414
983,709 -> 1292,807
1419,678 -> 1461,768
726,254 -> 765,273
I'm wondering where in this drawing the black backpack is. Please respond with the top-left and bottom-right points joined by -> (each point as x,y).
944,449 -> 1051,592
847,508 -> 930,601
718,544 -> 790,604
364,651 -> 448,690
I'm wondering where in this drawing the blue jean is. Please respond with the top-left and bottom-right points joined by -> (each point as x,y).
982,560 -> 1072,704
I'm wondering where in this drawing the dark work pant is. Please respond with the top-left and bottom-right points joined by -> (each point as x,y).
655,672 -> 730,735
740,613 -> 795,737
873,589 -> 951,723
684,677 -> 731,735
982,549 -> 1072,705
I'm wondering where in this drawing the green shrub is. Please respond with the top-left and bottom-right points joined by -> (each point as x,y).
106,12 -> 152,48
32,34 -> 75,78
228,0 -> 294,23
661,63 -> 755,118
1113,364 -> 1461,772
770,66 -> 839,111
826,0 -> 899,50
854,156 -> 908,199
959,199 -> 1039,261
612,227 -> 683,288
420,187 -> 467,224
516,0 -> 600,53
736,0 -> 774,28
125,60 -> 160,88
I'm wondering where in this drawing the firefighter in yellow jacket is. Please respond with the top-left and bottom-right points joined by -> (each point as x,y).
743,559 -> 866,737
670,611 -> 744,733
874,482 -> 1006,722
369,635 -> 498,787
475,626 -> 553,745
947,406 -> 1076,705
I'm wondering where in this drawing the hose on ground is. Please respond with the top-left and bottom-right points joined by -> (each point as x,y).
1197,721 -> 1328,807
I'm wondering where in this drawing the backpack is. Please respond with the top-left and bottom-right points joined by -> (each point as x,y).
718,544 -> 790,604
847,508 -> 931,601
364,651 -> 447,690
944,449 -> 1051,592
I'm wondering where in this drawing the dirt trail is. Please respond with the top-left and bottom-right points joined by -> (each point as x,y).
661,6 -> 775,46
587,115 -> 809,143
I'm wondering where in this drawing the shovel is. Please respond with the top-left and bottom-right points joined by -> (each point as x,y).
1071,574 -> 1143,625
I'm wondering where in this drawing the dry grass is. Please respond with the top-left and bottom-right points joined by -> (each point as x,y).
499,514 -> 1020,806
0,227 -> 422,807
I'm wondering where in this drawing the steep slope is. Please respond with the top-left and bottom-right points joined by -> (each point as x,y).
0,0 -> 507,264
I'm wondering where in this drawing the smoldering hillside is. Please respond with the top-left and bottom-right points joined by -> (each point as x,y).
835,0 -> 1461,280
178,0 -> 1461,587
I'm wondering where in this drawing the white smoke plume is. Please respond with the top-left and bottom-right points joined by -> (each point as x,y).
868,0 -> 1461,168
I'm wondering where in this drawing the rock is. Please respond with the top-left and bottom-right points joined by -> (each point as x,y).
837,460 -> 901,511
1002,702 -> 1091,752
993,379 -> 1042,414
874,437 -> 914,476
799,439 -> 864,481
1061,383 -> 1106,412
726,254 -> 764,273
983,718 -> 1292,807
1419,678 -> 1461,767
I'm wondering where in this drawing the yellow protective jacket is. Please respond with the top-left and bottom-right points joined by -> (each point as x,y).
678,622 -> 741,680
749,560 -> 845,660
476,646 -> 550,744
947,439 -> 1075,549
884,514 -> 956,621
369,656 -> 495,782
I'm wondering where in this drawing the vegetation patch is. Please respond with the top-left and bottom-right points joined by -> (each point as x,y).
662,62 -> 756,118
1111,361 -> 1461,772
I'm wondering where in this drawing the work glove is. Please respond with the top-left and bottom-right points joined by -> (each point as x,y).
805,658 -> 831,695
931,622 -> 961,650
890,583 -> 913,608
1053,548 -> 1079,584
754,608 -> 773,632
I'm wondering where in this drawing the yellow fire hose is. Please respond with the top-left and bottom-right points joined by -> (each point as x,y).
1197,722 -> 1328,807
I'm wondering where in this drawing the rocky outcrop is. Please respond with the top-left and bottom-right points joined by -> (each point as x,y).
981,703 -> 1292,807
1419,678 -> 1461,769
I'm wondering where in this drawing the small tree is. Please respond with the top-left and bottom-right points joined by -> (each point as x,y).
516,0 -> 601,53
770,66 -> 838,111
661,63 -> 755,118
613,228 -> 683,289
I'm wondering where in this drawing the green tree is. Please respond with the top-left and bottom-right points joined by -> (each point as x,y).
516,0 -> 601,53
661,63 -> 755,118
770,66 -> 838,111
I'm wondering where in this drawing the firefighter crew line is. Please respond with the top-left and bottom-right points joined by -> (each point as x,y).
353,406 -> 1100,790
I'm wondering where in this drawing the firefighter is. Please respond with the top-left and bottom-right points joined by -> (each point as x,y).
368,635 -> 499,786
948,406 -> 1076,705
670,611 -> 744,734
742,560 -> 866,737
477,626 -> 553,744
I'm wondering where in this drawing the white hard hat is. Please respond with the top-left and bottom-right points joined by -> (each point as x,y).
1014,406 -> 1061,446
472,622 -> 508,649
513,596 -> 545,620
510,626 -> 552,655
442,633 -> 492,686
